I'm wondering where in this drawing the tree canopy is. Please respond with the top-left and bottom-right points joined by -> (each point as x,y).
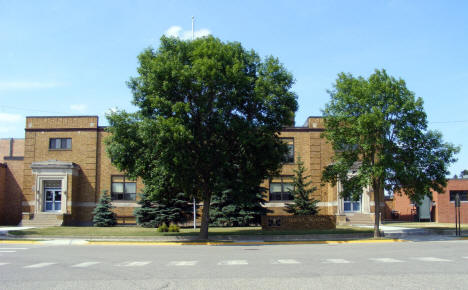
321,69 -> 458,237
106,35 -> 297,239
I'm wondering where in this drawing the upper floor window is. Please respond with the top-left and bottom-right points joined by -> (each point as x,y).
49,138 -> 72,150
449,190 -> 468,202
269,176 -> 294,201
111,175 -> 136,201
281,138 -> 294,163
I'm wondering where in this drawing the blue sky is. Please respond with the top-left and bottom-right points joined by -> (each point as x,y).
0,0 -> 467,176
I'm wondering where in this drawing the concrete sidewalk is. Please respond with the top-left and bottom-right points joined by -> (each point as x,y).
0,225 -> 464,245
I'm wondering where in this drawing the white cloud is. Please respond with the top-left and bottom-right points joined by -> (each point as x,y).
164,25 -> 211,40
0,127 -> 11,133
0,81 -> 63,90
0,113 -> 22,123
70,104 -> 87,112
105,107 -> 118,115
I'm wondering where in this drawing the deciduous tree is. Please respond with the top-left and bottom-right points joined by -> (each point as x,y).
322,69 -> 458,237
106,35 -> 297,239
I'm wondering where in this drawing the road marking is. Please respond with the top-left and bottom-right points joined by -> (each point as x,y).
71,262 -> 101,268
323,259 -> 352,264
0,262 -> 9,266
413,257 -> 452,262
274,259 -> 301,264
370,258 -> 404,263
0,250 -> 16,253
24,262 -> 56,268
0,248 -> 28,250
218,260 -> 248,265
118,261 -> 152,267
168,261 -> 198,266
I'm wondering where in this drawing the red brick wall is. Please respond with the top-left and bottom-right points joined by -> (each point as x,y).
434,179 -> 468,223
393,193 -> 417,221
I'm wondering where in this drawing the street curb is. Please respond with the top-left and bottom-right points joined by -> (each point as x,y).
0,238 -> 406,246
86,239 -> 406,246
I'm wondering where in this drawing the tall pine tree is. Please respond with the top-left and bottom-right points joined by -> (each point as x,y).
210,186 -> 269,227
285,157 -> 319,215
92,190 -> 117,227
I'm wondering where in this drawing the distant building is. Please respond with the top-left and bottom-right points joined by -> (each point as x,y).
392,179 -> 468,223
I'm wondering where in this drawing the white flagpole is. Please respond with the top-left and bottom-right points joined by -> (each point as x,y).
192,16 -> 196,230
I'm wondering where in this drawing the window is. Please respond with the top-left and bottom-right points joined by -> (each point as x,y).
49,138 -> 72,150
269,177 -> 294,201
281,138 -> 294,163
111,175 -> 136,201
449,191 -> 468,202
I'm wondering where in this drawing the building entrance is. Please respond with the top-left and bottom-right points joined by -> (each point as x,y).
43,180 -> 62,212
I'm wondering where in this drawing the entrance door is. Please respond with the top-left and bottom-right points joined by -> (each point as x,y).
43,180 -> 62,212
343,196 -> 361,212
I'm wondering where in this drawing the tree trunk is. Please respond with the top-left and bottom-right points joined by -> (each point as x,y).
199,192 -> 212,240
372,178 -> 382,238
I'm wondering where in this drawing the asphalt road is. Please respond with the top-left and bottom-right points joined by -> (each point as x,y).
1,239 -> 468,289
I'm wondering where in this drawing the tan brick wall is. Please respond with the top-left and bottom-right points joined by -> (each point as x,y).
23,117 -> 99,221
0,138 -> 24,159
265,117 -> 336,216
18,116 -> 344,224
25,116 -> 98,129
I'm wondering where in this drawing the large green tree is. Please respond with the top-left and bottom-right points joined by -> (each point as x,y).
322,69 -> 458,237
106,35 -> 297,239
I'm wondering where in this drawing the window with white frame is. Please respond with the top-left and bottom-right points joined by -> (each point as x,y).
111,175 -> 136,201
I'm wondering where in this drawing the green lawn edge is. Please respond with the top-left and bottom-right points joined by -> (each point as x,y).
8,226 -> 373,237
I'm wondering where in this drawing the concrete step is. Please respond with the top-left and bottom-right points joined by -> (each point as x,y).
21,214 -> 63,227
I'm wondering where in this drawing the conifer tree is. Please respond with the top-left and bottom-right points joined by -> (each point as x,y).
92,190 -> 117,227
134,191 -> 159,228
285,157 -> 319,215
135,182 -> 191,227
210,186 -> 269,227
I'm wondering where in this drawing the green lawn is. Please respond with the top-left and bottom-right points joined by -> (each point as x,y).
8,226 -> 372,237
383,222 -> 468,230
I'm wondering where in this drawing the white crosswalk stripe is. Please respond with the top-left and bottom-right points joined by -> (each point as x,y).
370,258 -> 404,263
274,259 -> 301,264
117,261 -> 152,267
413,257 -> 451,262
323,259 -> 352,264
71,262 -> 101,268
0,248 -> 28,250
0,262 -> 10,266
24,262 -> 56,268
218,260 -> 248,265
0,251 -> 16,253
168,261 -> 198,266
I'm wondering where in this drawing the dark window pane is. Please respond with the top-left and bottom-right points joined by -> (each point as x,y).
287,144 -> 294,162
450,191 -> 468,201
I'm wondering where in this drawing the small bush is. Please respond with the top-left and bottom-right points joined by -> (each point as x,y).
157,222 -> 168,232
168,223 -> 180,232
